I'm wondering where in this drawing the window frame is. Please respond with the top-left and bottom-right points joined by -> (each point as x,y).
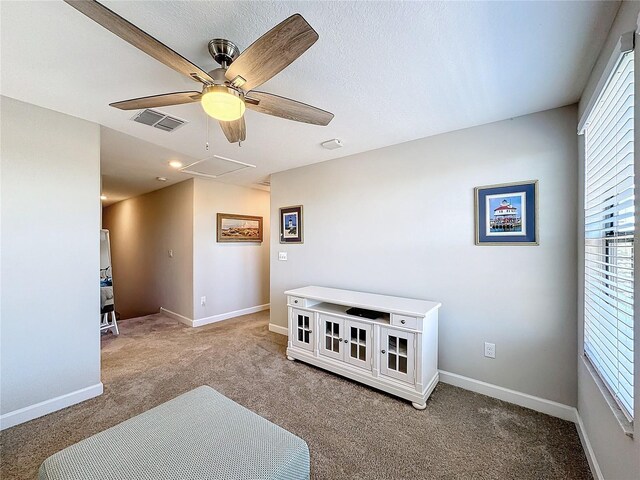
581,42 -> 635,424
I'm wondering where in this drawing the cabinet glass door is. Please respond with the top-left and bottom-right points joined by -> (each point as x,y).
345,320 -> 372,370
319,315 -> 344,360
380,327 -> 415,383
292,309 -> 314,352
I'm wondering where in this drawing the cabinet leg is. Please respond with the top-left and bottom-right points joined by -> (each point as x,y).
286,355 -> 295,361
412,401 -> 427,410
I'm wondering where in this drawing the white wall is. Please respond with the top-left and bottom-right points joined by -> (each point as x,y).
0,96 -> 102,426
193,178 -> 270,321
271,105 -> 578,406
576,2 -> 640,479
102,179 -> 194,320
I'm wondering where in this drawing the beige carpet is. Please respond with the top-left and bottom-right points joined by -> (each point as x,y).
1,311 -> 591,479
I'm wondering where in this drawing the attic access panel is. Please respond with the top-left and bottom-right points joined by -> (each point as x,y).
180,155 -> 256,179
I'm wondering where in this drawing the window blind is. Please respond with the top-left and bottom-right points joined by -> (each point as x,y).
584,49 -> 634,419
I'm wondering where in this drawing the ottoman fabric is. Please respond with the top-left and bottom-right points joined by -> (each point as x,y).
39,386 -> 310,480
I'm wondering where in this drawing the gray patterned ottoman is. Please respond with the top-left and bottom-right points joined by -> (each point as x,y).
39,386 -> 310,480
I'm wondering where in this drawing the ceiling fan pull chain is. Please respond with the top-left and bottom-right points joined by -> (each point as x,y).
206,113 -> 210,151
238,98 -> 242,147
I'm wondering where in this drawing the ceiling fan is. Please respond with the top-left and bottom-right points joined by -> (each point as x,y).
64,0 -> 334,143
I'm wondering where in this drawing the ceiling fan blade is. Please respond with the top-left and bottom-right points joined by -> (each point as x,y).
246,91 -> 333,126
225,14 -> 318,91
64,0 -> 214,84
219,117 -> 247,143
110,91 -> 201,110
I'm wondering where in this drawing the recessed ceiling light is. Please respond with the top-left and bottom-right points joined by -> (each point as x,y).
156,176 -> 167,182
100,195 -> 107,200
169,160 -> 183,168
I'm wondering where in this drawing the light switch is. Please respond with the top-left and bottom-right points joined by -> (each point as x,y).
278,252 -> 288,261
168,249 -> 174,258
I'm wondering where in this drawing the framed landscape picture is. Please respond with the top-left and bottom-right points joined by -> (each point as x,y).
217,213 -> 263,242
474,180 -> 538,245
280,205 -> 303,244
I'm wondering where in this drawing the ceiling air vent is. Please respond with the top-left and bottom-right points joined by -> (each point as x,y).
131,109 -> 187,132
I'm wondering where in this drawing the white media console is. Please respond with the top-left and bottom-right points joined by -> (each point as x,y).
285,286 -> 441,409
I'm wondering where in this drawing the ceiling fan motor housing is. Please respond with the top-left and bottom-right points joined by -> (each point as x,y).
208,38 -> 240,68
207,67 -> 229,85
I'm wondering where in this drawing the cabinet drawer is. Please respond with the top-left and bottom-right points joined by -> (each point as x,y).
288,296 -> 306,307
391,314 -> 418,329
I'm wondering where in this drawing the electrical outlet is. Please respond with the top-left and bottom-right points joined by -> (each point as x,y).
278,252 -> 288,261
484,342 -> 496,359
200,296 -> 206,306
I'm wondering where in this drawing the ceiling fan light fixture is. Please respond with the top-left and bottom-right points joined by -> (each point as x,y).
201,86 -> 245,122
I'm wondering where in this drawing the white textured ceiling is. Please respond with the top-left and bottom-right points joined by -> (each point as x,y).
1,1 -> 619,202
100,126 -> 270,206
100,126 -> 199,205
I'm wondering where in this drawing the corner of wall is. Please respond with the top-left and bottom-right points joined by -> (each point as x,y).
191,179 -> 271,323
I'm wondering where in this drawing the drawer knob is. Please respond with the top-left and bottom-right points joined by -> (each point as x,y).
381,349 -> 386,354
401,319 -> 406,324
294,300 -> 298,304
344,339 -> 348,343
338,338 -> 343,342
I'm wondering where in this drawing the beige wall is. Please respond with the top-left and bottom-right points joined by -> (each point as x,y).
193,178 -> 270,320
271,105 -> 579,407
576,2 -> 640,479
1,96 -> 101,422
102,179 -> 194,319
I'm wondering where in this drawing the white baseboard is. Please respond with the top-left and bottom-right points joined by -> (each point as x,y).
159,307 -> 193,327
0,382 -> 103,431
268,323 -> 288,336
438,370 -> 578,423
161,304 -> 270,328
575,412 -> 604,480
193,303 -> 270,327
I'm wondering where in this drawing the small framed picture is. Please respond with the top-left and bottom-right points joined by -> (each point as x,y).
475,180 -> 538,245
280,205 -> 303,244
217,213 -> 263,242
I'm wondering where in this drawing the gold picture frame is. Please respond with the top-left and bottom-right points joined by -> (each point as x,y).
217,213 -> 263,243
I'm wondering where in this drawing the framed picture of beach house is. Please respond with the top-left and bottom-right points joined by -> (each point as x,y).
474,180 -> 538,245
217,213 -> 263,242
